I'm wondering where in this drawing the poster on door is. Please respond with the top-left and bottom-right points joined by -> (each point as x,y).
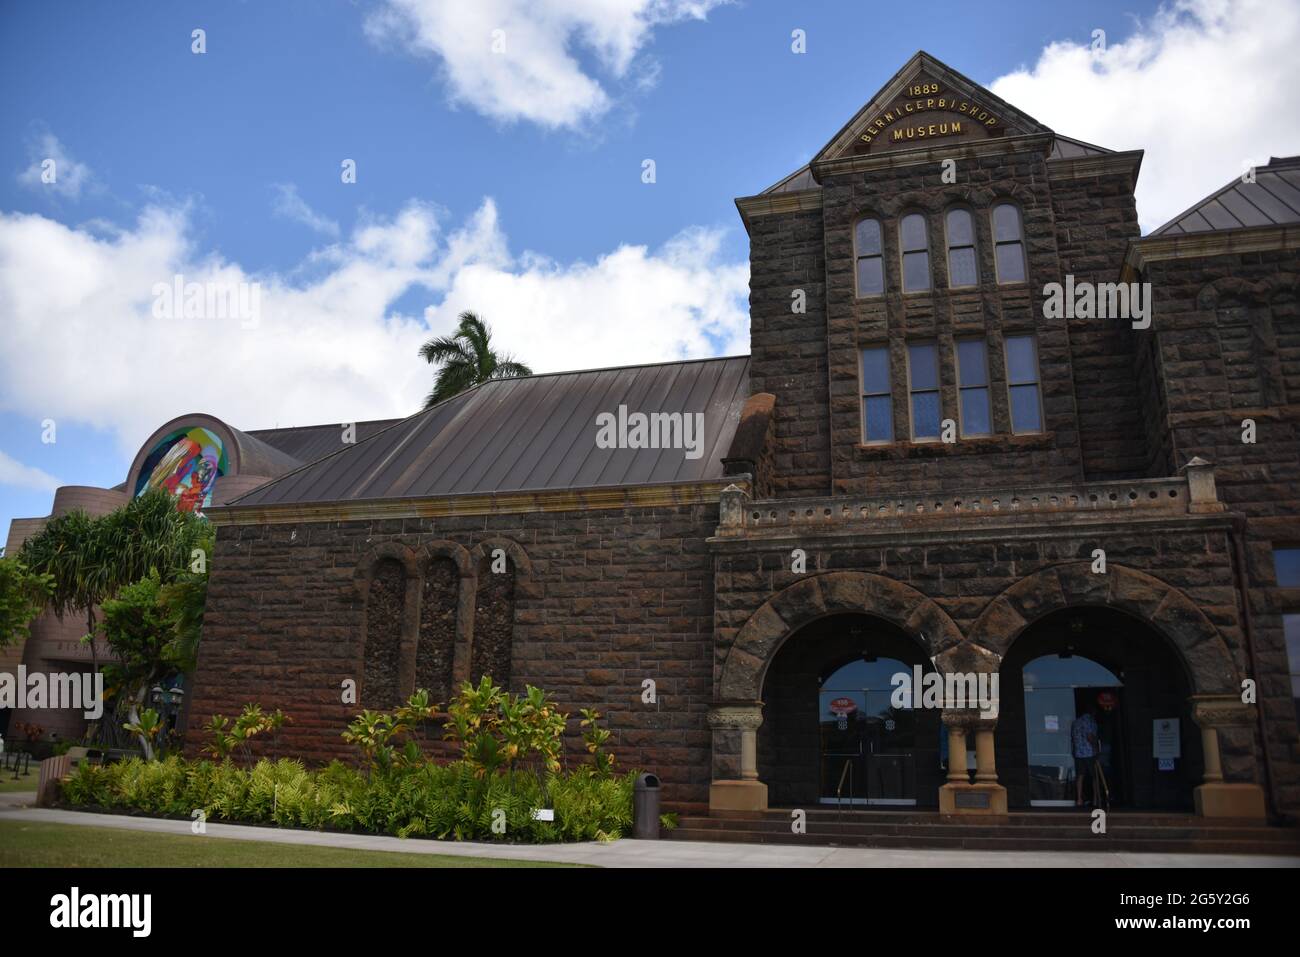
1153,718 -> 1181,759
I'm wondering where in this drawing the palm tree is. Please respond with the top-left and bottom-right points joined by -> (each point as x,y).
419,311 -> 533,409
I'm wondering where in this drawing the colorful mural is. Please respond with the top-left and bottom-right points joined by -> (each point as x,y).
134,426 -> 228,512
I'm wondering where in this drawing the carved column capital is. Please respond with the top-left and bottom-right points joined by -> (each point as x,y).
1190,694 -> 1253,728
708,702 -> 764,731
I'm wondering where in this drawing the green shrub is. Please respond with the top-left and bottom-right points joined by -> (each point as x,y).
62,683 -> 634,843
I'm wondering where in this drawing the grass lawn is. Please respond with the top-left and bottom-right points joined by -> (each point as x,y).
0,820 -> 581,868
0,771 -> 39,793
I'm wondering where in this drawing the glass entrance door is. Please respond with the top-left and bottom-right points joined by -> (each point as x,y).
1022,654 -> 1123,806
819,657 -> 918,805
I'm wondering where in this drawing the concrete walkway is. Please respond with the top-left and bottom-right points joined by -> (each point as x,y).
2,799 -> 1297,867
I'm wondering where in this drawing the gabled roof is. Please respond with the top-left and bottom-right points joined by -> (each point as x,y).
760,133 -> 1113,196
811,50 -> 1053,165
224,356 -> 751,508
1150,156 -> 1300,236
755,54 -> 1114,197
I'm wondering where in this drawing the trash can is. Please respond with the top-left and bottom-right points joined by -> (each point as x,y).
633,772 -> 661,839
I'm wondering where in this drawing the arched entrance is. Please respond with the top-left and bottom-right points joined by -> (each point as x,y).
997,607 -> 1202,809
709,571 -> 962,812
758,613 -> 944,807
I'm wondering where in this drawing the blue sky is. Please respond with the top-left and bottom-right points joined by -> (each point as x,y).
2,0 -> 1298,540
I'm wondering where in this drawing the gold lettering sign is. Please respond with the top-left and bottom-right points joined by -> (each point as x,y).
858,81 -> 998,147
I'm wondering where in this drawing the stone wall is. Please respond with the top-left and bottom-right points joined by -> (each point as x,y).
186,502 -> 721,807
746,205 -> 831,497
1140,247 -> 1300,811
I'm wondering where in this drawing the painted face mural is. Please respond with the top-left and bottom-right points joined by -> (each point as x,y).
134,426 -> 227,512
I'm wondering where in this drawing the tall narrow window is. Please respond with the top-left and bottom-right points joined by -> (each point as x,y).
362,558 -> 405,709
1274,547 -> 1300,586
855,218 -> 884,296
907,342 -> 941,440
472,555 -> 516,688
956,339 -> 991,436
992,203 -> 1027,283
861,346 -> 892,443
417,556 -> 458,703
900,213 -> 930,292
1284,615 -> 1300,725
1005,335 -> 1043,433
946,208 -> 978,288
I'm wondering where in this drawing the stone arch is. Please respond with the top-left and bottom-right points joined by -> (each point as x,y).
466,539 -> 531,689
966,562 -> 1239,694
468,539 -> 533,580
352,543 -> 421,709
718,571 -> 966,702
414,541 -> 473,703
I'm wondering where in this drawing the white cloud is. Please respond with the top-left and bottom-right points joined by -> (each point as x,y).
989,0 -> 1300,233
0,199 -> 748,458
0,450 -> 63,493
272,183 -> 341,238
17,132 -> 94,201
365,0 -> 730,130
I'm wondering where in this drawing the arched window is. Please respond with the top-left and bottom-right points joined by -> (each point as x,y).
472,553 -> 516,687
992,203 -> 1027,283
945,208 -> 978,288
855,218 -> 884,296
900,213 -> 930,292
417,556 -> 459,703
362,558 -> 406,709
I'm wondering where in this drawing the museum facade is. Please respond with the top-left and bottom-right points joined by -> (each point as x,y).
6,52 -> 1299,823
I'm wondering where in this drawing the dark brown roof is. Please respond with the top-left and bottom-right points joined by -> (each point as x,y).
1151,156 -> 1300,236
247,419 -> 404,464
225,355 -> 751,507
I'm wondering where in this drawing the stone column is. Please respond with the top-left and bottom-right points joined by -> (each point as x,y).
1190,695 -> 1266,818
974,727 -> 997,783
707,702 -> 768,813
945,722 -> 968,784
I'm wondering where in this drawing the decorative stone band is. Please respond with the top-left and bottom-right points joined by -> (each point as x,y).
1190,694 -> 1255,729
206,478 -> 745,527
717,468 -> 1221,536
707,704 -> 764,731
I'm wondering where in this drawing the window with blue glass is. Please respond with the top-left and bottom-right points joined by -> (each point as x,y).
1274,548 -> 1300,587
945,208 -> 978,288
907,342 -> 941,440
956,338 -> 991,436
861,346 -> 893,444
855,218 -> 885,297
900,213 -> 931,293
1005,335 -> 1043,433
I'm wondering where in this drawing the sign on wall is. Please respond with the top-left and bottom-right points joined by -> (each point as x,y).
1153,718 -> 1181,760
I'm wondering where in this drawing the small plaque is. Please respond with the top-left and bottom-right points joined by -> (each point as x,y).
954,791 -> 991,809
531,808 -> 555,822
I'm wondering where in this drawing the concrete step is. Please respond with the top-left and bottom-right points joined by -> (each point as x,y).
666,827 -> 1300,855
667,812 -> 1300,854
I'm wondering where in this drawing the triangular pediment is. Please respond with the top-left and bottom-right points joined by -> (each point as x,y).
813,51 -> 1054,163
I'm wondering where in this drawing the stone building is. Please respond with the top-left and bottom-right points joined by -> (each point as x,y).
7,52 -> 1299,828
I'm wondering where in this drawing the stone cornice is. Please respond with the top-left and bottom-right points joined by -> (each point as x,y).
205,478 -> 746,527
810,132 -> 1055,183
1125,224 -> 1300,272
734,189 -> 823,231
1044,148 -> 1143,182
707,511 -> 1235,552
